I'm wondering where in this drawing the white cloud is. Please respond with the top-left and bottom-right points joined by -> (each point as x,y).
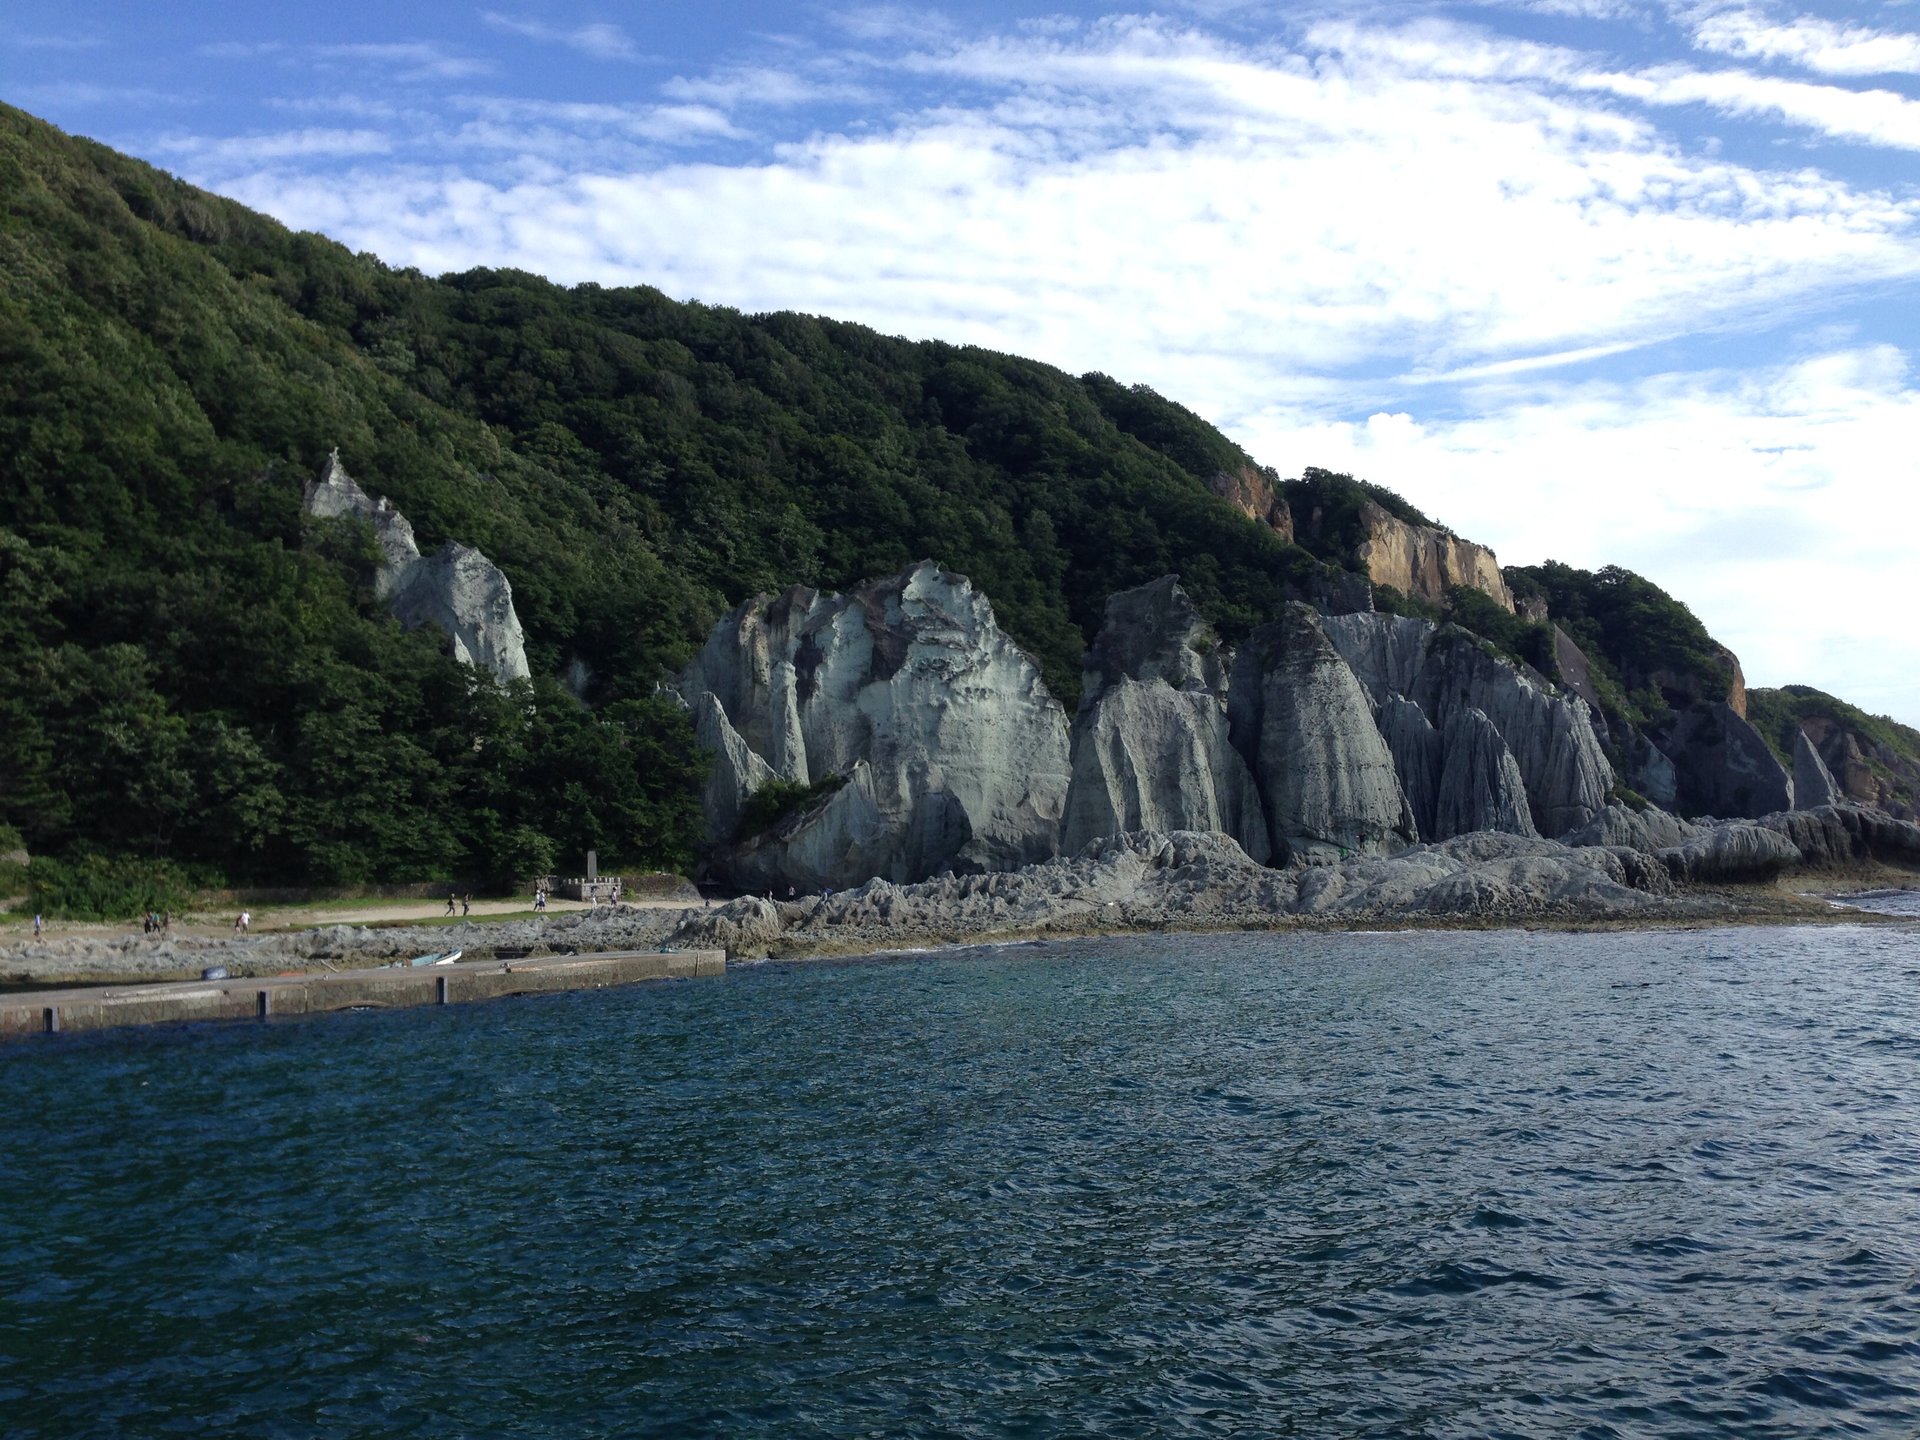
1687,6 -> 1920,77
1594,60 -> 1920,149
828,6 -> 958,43
480,13 -> 642,62
1309,18 -> 1920,151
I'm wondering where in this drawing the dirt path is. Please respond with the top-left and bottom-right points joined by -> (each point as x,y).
10,895 -> 693,944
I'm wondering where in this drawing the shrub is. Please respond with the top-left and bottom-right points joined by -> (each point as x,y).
734,774 -> 849,843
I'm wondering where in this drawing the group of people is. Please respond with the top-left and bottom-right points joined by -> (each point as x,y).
445,892 -> 473,916
141,910 -> 172,934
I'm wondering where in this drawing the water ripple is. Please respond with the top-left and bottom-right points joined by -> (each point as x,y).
4,925 -> 1920,1436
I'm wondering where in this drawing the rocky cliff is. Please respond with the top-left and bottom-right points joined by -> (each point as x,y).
1353,502 -> 1513,612
1204,466 -> 1293,540
1321,613 -> 1611,839
674,561 -> 1072,890
301,450 -> 530,684
1061,578 -> 1269,860
1228,607 -> 1416,863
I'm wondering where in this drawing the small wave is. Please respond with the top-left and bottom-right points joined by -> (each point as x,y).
1628,1234 -> 1720,1258
1463,1207 -> 1532,1231
1391,1261 -> 1566,1296
1752,1364 -> 1918,1408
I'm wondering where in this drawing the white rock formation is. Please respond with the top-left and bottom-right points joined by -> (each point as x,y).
674,562 -> 1072,890
1228,605 -> 1416,863
1061,578 -> 1269,861
1792,728 -> 1841,810
1321,613 -> 1610,839
301,450 -> 530,684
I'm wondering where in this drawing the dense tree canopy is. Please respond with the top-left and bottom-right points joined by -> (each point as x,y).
0,103 -> 1337,894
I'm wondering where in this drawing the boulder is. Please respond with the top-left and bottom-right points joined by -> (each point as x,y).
666,896 -> 784,958
673,562 -> 1071,890
1792,729 -> 1841,810
1561,802 -> 1700,853
1656,824 -> 1801,884
1228,606 -> 1415,863
301,450 -> 530,683
1760,803 -> 1920,869
1062,578 -> 1268,860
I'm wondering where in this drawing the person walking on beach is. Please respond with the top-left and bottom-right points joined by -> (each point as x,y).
445,892 -> 456,916
233,910 -> 250,934
33,912 -> 42,938
534,887 -> 546,912
461,892 -> 471,917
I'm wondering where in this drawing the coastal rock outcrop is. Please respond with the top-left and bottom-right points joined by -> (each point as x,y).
691,692 -> 779,842
1792,729 -> 1841,810
1759,803 -> 1920,870
1062,578 -> 1268,860
1434,706 -> 1538,840
1321,613 -> 1610,839
1655,824 -> 1801,884
1655,702 -> 1794,819
1229,607 -> 1415,863
1562,802 -> 1700,853
302,450 -> 530,684
665,827 -> 1708,957
674,562 -> 1071,890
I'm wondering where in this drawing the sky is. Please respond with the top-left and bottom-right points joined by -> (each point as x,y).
5,2 -> 1920,725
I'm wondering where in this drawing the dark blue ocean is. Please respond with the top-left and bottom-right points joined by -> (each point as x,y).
4,924 -> 1920,1438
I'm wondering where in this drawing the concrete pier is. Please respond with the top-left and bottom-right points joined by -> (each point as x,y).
0,949 -> 725,1041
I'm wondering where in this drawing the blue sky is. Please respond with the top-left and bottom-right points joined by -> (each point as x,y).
6,2 -> 1920,723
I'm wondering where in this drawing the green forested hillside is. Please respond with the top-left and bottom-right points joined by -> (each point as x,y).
15,102 -> 1903,908
0,102 -> 1340,899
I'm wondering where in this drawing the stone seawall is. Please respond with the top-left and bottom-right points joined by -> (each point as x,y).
0,950 -> 725,1040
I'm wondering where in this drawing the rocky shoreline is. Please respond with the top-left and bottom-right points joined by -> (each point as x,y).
6,805 -> 1916,988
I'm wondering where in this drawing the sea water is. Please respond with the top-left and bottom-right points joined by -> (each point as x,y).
4,925 -> 1919,1438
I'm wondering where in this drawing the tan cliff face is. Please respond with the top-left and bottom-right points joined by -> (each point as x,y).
1205,466 -> 1293,542
1353,502 -> 1514,613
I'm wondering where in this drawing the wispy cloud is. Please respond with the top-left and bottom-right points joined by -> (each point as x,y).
481,12 -> 643,61
200,38 -> 494,81
314,42 -> 495,81
1686,6 -> 1920,77
12,81 -> 184,108
827,5 -> 957,44
661,66 -> 874,108
2,31 -> 106,50
156,127 -> 396,163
